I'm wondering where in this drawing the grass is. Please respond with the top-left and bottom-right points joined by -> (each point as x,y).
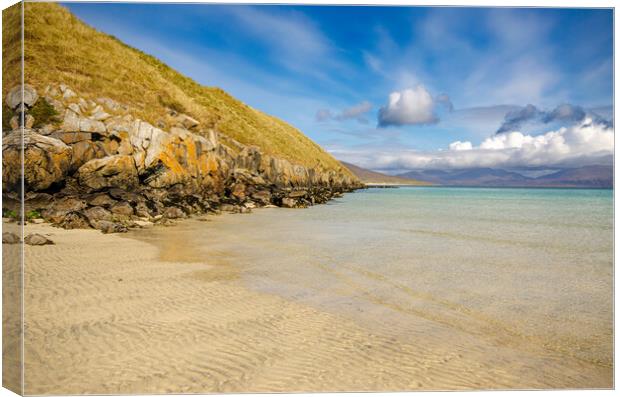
2,3 -> 355,178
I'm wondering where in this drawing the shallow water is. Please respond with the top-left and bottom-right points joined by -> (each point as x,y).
142,187 -> 614,388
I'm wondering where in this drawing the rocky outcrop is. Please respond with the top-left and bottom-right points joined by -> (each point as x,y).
2,84 -> 362,232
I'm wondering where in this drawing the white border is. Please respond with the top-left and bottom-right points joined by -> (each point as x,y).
0,1 -> 616,397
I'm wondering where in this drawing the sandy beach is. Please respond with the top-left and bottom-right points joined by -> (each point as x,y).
13,201 -> 612,394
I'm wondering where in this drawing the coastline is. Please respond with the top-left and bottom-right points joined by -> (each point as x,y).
17,200 -> 613,393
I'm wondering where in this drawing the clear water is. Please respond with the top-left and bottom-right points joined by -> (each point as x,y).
145,187 -> 614,385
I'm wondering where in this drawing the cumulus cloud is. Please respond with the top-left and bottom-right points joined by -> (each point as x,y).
316,101 -> 372,124
496,103 -> 612,133
336,118 -> 613,170
378,85 -> 438,127
449,141 -> 473,151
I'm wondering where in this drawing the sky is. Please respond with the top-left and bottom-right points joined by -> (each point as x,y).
65,3 -> 614,173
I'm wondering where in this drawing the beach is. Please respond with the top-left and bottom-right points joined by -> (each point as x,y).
17,187 -> 613,393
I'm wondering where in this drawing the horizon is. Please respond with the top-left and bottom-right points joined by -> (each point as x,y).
64,3 -> 614,174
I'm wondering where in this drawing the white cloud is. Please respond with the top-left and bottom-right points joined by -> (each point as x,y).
378,85 -> 438,127
334,118 -> 613,170
337,101 -> 372,121
316,101 -> 372,124
449,141 -> 473,151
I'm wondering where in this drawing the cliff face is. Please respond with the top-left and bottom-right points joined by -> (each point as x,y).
2,84 -> 362,233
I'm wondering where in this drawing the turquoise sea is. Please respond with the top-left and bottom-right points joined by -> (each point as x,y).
148,187 -> 614,386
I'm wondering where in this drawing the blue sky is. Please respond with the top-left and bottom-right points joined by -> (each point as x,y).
64,3 -> 613,172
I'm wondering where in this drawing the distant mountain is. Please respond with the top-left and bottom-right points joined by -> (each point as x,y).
398,165 -> 613,188
341,162 -> 431,185
532,166 -> 613,188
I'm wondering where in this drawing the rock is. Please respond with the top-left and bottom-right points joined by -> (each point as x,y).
163,206 -> 185,219
61,109 -> 106,133
110,201 -> 134,216
6,84 -> 38,109
51,131 -> 92,144
79,117 -> 106,133
83,206 -> 112,224
59,84 -> 76,99
243,201 -> 256,209
134,202 -> 151,218
41,197 -> 87,224
9,116 -> 18,130
90,105 -> 111,121
288,190 -> 308,198
2,130 -> 72,191
24,114 -> 34,128
93,220 -> 127,234
104,115 -> 133,137
30,218 -> 44,224
281,197 -> 297,208
220,204 -> 239,213
231,183 -> 246,200
10,114 -> 35,129
174,113 -> 200,130
24,233 -> 53,245
251,190 -> 272,204
132,220 -> 154,228
70,140 -> 107,171
96,97 -> 122,112
86,193 -> 116,208
2,232 -> 19,244
77,155 -> 139,192
24,192 -> 54,212
58,212 -> 90,229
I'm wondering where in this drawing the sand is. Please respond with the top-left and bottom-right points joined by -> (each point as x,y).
11,215 -> 612,394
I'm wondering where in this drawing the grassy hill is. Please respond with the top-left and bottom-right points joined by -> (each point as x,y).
2,2 -> 355,178
341,162 -> 431,185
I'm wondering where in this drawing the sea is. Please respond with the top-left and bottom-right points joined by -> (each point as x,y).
147,186 -> 614,386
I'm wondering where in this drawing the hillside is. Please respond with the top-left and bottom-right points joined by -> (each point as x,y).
341,162 -> 430,185
2,2 -> 353,179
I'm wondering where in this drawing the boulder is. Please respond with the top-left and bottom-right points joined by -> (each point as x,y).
41,197 -> 87,224
251,190 -> 272,204
59,84 -> 76,99
83,206 -> 112,225
58,212 -> 90,229
90,105 -> 111,121
163,206 -> 185,219
230,183 -> 246,200
110,201 -> 134,216
86,193 -> 116,208
6,84 -> 38,109
2,232 -> 19,244
281,197 -> 297,208
132,220 -> 154,228
92,220 -> 127,234
24,233 -> 53,245
61,109 -> 106,133
24,192 -> 54,212
77,155 -> 139,192
70,140 -> 107,171
2,130 -> 72,191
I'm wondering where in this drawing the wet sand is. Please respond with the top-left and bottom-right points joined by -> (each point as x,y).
18,208 -> 613,394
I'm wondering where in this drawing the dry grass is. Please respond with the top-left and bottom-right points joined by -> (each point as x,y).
3,3 -> 354,177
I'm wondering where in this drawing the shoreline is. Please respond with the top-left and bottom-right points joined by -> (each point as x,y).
14,202 -> 613,393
